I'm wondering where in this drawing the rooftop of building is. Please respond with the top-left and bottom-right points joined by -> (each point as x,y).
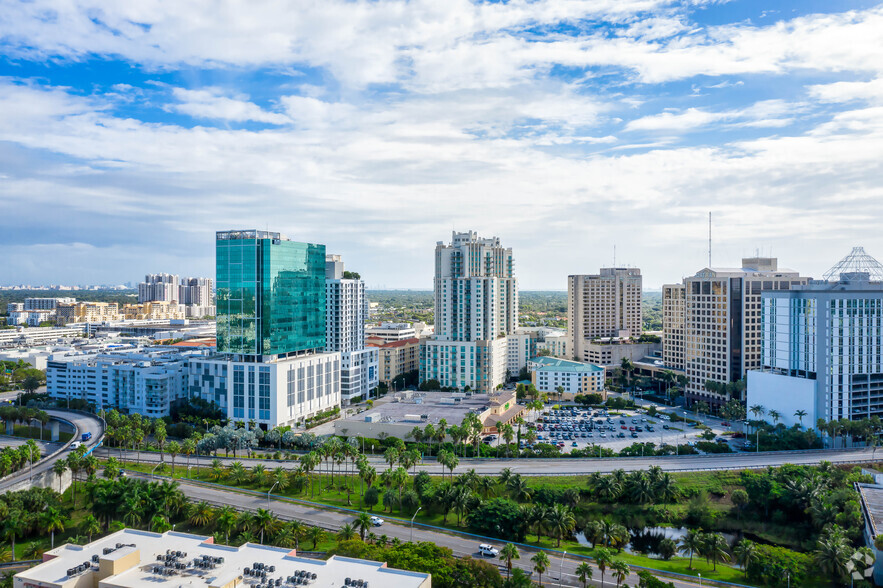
529,356 -> 604,372
18,529 -> 429,588
365,337 -> 420,349
170,337 -> 217,348
339,391 -> 512,427
858,484 -> 883,539
217,229 -> 284,241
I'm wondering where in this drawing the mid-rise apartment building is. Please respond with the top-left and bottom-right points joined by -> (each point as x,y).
138,273 -> 179,303
47,348 -> 194,417
747,249 -> 883,428
56,302 -> 120,325
420,231 -> 518,392
568,268 -> 642,361
23,297 -> 75,310
121,301 -> 185,321
666,257 -> 810,409
367,337 -> 420,385
325,254 -> 378,404
528,356 -> 606,400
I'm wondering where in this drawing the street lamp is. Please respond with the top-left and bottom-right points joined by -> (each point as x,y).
558,551 -> 566,587
151,462 -> 162,477
410,507 -> 422,542
698,572 -> 702,587
268,481 -> 279,511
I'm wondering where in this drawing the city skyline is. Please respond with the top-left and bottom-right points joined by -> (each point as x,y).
2,1 -> 883,289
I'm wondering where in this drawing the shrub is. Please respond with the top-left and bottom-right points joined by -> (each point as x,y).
745,544 -> 811,587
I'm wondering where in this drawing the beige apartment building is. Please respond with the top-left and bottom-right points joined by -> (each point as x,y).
568,268 -> 642,361
121,301 -> 185,321
56,302 -> 120,325
664,258 -> 811,409
367,336 -> 420,385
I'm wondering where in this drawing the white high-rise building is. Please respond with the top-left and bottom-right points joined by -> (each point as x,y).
568,268 -> 642,361
748,249 -> 883,428
325,254 -> 378,404
420,231 -> 517,392
138,274 -> 179,303
179,277 -> 213,306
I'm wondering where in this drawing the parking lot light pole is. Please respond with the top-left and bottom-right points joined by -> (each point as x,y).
268,481 -> 279,511
558,551 -> 566,587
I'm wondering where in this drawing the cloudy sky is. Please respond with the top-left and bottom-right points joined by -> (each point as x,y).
1,0 -> 882,289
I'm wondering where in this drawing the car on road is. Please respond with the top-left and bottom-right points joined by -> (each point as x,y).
478,544 -> 499,557
69,441 -> 82,450
663,424 -> 670,430
721,422 -> 731,427
370,516 -> 384,526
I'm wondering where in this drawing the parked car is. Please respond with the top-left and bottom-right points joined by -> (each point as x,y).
663,424 -> 670,430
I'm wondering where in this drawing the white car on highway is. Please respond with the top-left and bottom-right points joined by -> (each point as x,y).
478,544 -> 499,557
370,516 -> 384,527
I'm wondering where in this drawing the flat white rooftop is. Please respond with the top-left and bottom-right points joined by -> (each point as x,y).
15,529 -> 430,588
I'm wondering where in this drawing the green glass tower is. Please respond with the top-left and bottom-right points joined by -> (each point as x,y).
216,230 -> 326,358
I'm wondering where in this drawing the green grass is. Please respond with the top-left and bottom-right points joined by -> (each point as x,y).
6,424 -> 73,442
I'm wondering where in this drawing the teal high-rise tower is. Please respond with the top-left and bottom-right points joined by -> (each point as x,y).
216,230 -> 326,358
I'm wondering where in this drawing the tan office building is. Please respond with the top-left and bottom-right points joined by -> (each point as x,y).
665,258 -> 811,409
121,301 -> 186,321
56,302 -> 120,325
662,283 -> 686,369
568,268 -> 642,361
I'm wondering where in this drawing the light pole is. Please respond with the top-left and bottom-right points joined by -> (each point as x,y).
410,507 -> 422,542
558,551 -> 566,587
151,462 -> 162,477
698,572 -> 702,587
268,481 -> 279,511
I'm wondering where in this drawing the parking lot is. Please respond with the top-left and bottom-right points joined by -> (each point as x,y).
485,406 -> 733,454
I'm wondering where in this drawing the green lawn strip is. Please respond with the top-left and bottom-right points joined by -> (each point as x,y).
7,424 -> 73,443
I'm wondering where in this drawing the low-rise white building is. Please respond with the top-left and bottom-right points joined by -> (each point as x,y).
365,322 -> 417,343
528,356 -> 606,400
14,529 -> 431,588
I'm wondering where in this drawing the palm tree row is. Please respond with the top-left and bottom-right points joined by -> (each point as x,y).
587,466 -> 679,505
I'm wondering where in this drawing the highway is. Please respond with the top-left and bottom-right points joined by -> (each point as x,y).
102,445 -> 883,476
131,471 -> 705,588
0,409 -> 104,491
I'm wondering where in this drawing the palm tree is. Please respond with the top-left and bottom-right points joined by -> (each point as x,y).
530,551 -> 550,586
81,514 -> 101,543
507,474 -> 532,502
167,440 -> 181,475
355,513 -> 372,541
337,523 -> 357,543
547,504 -> 576,547
229,461 -> 248,485
749,404 -> 766,420
150,515 -> 172,533
794,409 -> 807,429
620,358 -> 635,394
499,543 -> 520,579
813,529 -> 851,582
733,539 -> 755,571
768,409 -> 782,426
305,526 -> 325,550
678,529 -> 703,569
189,501 -> 214,528
576,562 -> 593,588
705,533 -> 731,570
252,508 -> 277,544
594,547 -> 613,587
610,559 -> 630,588
41,507 -> 65,549
500,423 -> 515,457
216,507 -> 238,544
53,459 -> 68,493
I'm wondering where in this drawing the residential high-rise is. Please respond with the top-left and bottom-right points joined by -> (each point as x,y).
325,254 -> 378,404
179,277 -> 213,306
138,274 -> 179,303
662,283 -> 686,369
215,230 -> 325,358
568,268 -> 642,361
188,230 -> 340,429
666,257 -> 810,409
420,231 -> 517,392
747,248 -> 883,428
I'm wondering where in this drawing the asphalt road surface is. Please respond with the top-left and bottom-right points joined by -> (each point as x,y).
0,409 -> 104,491
103,445 -> 883,477
131,471 -> 703,588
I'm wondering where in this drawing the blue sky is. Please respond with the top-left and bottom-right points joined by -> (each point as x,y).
1,0 -> 882,289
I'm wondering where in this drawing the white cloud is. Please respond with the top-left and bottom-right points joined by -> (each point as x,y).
625,100 -> 797,132
170,88 -> 290,124
808,78 -> 883,105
